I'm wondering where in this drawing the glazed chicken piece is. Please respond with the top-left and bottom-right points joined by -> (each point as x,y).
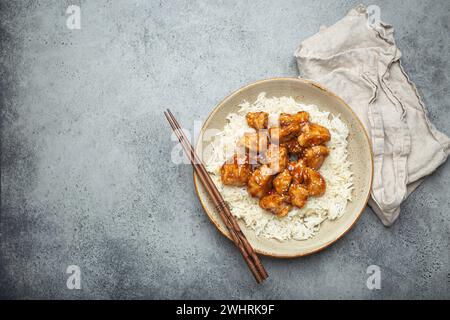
303,145 -> 329,170
269,123 -> 302,143
222,111 -> 332,219
298,123 -> 331,147
247,165 -> 274,198
279,111 -> 309,127
273,169 -> 292,195
259,193 -> 292,217
220,154 -> 252,186
246,112 -> 269,130
288,183 -> 309,209
302,167 -> 326,196
265,144 -> 288,174
238,132 -> 268,154
288,159 -> 306,184
281,138 -> 304,155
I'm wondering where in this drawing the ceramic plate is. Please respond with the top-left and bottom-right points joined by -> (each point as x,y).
194,78 -> 373,258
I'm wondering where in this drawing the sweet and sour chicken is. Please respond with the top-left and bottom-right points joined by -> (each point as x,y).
303,145 -> 329,170
265,144 -> 288,174
220,154 -> 251,186
281,138 -> 303,155
220,110 -> 331,218
259,192 -> 292,217
298,123 -> 331,147
247,165 -> 274,198
246,112 -> 269,130
272,169 -> 292,195
279,111 -> 309,126
238,132 -> 268,153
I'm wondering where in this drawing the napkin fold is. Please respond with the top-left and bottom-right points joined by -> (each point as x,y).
294,5 -> 450,226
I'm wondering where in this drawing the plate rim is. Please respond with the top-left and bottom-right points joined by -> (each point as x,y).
193,77 -> 374,258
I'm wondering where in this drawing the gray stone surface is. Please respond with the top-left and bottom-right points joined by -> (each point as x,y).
1,0 -> 449,299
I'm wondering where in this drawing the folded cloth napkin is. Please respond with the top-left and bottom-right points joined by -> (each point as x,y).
294,5 -> 450,226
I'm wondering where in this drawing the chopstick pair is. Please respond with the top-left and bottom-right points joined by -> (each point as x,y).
164,109 -> 268,283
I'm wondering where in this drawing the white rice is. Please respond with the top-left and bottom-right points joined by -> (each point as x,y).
204,93 -> 353,241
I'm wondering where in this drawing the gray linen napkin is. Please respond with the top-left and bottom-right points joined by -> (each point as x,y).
294,5 -> 450,226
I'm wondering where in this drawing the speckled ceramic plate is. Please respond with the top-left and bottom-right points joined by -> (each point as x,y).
193,78 -> 373,258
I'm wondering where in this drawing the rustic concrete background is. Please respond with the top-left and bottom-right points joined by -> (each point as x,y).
1,0 -> 449,299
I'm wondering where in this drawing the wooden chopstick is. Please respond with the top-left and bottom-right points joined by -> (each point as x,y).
164,109 -> 268,283
164,110 -> 265,283
166,109 -> 268,279
164,111 -> 263,283
165,109 -> 268,279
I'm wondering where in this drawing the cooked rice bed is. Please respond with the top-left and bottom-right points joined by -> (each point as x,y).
206,93 -> 353,241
